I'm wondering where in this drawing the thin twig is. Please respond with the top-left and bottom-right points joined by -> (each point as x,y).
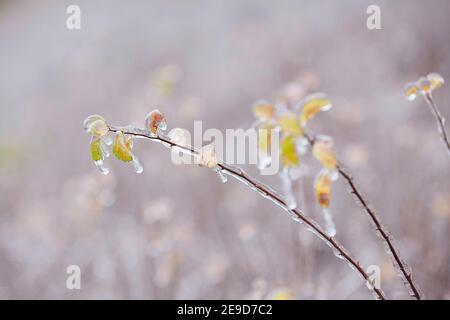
304,132 -> 422,300
424,93 -> 450,154
108,125 -> 387,300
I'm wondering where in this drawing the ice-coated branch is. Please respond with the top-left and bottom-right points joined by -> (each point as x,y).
305,132 -> 423,300
424,93 -> 450,155
108,124 -> 387,300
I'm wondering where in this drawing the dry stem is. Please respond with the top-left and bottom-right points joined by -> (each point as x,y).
424,93 -> 450,155
305,132 -> 423,300
108,125 -> 387,300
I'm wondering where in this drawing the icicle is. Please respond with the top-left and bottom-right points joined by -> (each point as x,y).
280,167 -> 297,209
94,159 -> 109,175
322,208 -> 336,236
132,156 -> 144,174
215,168 -> 228,183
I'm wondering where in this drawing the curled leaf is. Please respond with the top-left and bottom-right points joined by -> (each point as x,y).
90,137 -> 103,161
145,109 -> 167,135
299,93 -> 331,126
112,132 -> 133,162
83,115 -> 108,137
427,72 -> 445,91
280,135 -> 300,167
278,112 -> 303,137
198,144 -> 218,169
404,82 -> 419,101
314,170 -> 332,208
253,100 -> 276,121
417,77 -> 432,94
312,135 -> 337,170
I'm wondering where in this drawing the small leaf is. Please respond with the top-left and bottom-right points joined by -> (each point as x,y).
299,93 -> 331,126
278,112 -> 303,137
312,135 -> 337,170
198,144 -> 218,169
427,72 -> 445,91
253,100 -> 276,121
280,135 -> 300,167
314,170 -> 332,208
417,77 -> 432,94
112,132 -> 133,162
90,137 -> 103,161
404,82 -> 419,101
145,109 -> 167,135
83,115 -> 108,137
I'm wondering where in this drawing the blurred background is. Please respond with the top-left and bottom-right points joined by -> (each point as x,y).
0,0 -> 449,299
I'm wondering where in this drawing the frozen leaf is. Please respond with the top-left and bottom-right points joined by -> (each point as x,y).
278,112 -> 303,137
145,109 -> 167,135
314,170 -> 332,208
280,135 -> 300,167
312,135 -> 337,170
83,115 -> 108,137
404,82 -> 419,101
90,137 -> 103,162
281,167 -> 297,209
427,72 -> 445,91
198,144 -> 218,168
299,93 -> 332,125
253,100 -> 276,121
90,137 -> 109,174
417,77 -> 432,94
112,132 -> 133,162
168,128 -> 189,147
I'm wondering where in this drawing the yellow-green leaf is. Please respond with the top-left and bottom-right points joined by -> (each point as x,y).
278,112 -> 303,137
281,135 -> 300,167
300,94 -> 331,125
113,132 -> 133,162
90,138 -> 103,161
312,136 -> 337,170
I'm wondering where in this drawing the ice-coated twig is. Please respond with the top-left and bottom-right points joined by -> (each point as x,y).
424,93 -> 450,155
108,124 -> 387,300
304,132 -> 422,300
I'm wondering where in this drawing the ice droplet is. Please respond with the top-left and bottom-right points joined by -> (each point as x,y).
94,160 -> 109,175
132,157 -> 144,174
216,169 -> 228,183
322,208 -> 336,237
257,151 -> 272,170
281,167 -> 297,209
101,140 -> 110,158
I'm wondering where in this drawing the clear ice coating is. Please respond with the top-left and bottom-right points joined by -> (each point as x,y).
94,159 -> 109,175
132,157 -> 144,174
257,151 -> 272,170
281,167 -> 297,210
215,168 -> 228,183
322,208 -> 336,237
295,137 -> 309,155
100,140 -> 110,158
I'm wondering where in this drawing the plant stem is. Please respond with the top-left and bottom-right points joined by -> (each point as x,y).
305,132 -> 423,300
108,125 -> 387,300
424,93 -> 450,155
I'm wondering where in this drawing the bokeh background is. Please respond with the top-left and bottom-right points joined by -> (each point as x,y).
0,0 -> 449,299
